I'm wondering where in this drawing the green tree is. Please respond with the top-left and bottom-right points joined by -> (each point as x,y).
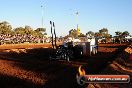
115,31 -> 123,44
99,28 -> 108,34
14,27 -> 25,35
78,33 -> 86,37
24,25 -> 33,34
122,31 -> 129,37
0,21 -> 12,34
35,28 -> 46,33
69,29 -> 78,38
94,32 -> 102,38
34,28 -> 46,38
99,28 -> 109,38
115,31 -> 122,36
86,31 -> 94,37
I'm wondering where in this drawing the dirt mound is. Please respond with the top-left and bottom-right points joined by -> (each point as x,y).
87,44 -> 132,88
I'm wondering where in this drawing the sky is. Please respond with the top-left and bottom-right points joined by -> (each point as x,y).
0,0 -> 132,36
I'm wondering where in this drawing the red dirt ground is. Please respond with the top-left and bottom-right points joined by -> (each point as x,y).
0,43 -> 131,88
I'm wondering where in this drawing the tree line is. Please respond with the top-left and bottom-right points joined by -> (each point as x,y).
0,21 -> 131,40
0,21 -> 47,38
69,28 -> 131,39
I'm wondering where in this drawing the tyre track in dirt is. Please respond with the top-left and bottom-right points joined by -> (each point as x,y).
0,43 -> 129,88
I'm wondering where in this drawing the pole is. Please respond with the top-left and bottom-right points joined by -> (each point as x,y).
53,22 -> 57,48
50,21 -> 54,49
76,11 -> 79,30
41,5 -> 44,28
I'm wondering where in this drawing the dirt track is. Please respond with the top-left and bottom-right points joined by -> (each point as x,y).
0,43 -> 52,49
0,43 -> 131,88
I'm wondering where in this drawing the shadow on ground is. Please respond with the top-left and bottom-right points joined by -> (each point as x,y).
0,44 -> 129,88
